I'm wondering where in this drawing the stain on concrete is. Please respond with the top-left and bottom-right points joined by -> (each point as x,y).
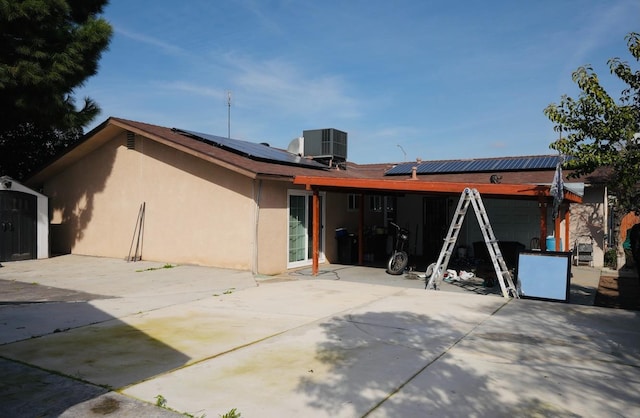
90,396 -> 121,414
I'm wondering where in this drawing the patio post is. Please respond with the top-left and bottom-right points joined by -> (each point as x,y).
358,193 -> 364,265
564,204 -> 570,252
539,199 -> 547,251
312,188 -> 319,276
555,208 -> 562,251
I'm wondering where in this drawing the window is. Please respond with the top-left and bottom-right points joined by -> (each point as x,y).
348,194 -> 359,211
369,195 -> 383,212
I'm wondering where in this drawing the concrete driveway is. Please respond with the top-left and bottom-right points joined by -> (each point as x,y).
1,255 -> 639,417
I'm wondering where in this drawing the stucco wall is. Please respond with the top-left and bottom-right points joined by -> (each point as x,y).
45,132 -> 259,270
255,180 -> 290,275
569,184 -> 606,267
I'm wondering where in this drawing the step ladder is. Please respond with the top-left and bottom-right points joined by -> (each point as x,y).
425,188 -> 519,299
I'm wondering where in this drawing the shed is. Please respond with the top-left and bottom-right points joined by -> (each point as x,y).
0,176 -> 49,261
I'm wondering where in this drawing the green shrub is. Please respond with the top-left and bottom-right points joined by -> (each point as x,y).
604,249 -> 617,269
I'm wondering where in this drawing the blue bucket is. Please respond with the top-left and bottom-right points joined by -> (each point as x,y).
546,236 -> 563,251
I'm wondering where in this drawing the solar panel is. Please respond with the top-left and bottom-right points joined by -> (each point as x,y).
500,158 -> 521,170
439,161 -> 462,172
465,160 -> 489,171
385,155 -> 565,176
446,161 -> 467,172
385,164 -> 411,175
173,129 -> 328,170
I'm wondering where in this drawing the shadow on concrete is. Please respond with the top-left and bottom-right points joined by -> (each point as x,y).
568,282 -> 597,305
297,306 -> 640,416
0,292 -> 190,416
595,273 -> 640,311
0,357 -> 108,417
0,278 -> 113,304
294,311 -> 515,416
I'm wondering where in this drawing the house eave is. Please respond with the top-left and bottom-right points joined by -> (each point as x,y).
292,176 -> 583,203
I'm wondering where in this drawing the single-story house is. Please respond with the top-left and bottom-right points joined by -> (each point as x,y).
26,117 -> 607,275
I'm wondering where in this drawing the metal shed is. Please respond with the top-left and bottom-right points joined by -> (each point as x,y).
0,176 -> 49,262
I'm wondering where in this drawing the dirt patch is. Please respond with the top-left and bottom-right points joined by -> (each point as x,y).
91,396 -> 121,414
594,273 -> 640,311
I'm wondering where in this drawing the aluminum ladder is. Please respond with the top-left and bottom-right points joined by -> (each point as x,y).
425,188 -> 519,299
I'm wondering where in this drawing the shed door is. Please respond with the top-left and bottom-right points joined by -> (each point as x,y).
0,191 -> 37,262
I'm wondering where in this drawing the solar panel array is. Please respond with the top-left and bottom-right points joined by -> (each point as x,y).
173,128 -> 328,170
385,155 -> 564,176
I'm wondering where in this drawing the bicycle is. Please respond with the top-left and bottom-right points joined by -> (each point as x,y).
386,222 -> 409,275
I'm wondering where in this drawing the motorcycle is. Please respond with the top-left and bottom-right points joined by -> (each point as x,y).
386,222 -> 410,275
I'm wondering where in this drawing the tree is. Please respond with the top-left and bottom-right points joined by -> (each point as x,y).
544,32 -> 640,254
0,0 -> 112,180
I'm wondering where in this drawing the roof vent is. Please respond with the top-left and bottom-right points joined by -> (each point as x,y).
126,131 -> 135,150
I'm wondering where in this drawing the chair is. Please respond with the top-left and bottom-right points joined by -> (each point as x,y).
530,237 -> 540,250
574,236 -> 593,267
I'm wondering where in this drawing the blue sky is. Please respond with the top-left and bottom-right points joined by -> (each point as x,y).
77,0 -> 640,164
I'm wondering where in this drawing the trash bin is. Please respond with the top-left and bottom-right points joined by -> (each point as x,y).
545,236 -> 562,251
336,229 -> 357,264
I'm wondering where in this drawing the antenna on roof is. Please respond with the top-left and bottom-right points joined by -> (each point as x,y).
397,144 -> 407,161
226,90 -> 232,139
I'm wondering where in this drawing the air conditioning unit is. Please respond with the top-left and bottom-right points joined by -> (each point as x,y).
302,129 -> 347,163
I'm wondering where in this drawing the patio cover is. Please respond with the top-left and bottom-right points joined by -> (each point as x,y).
293,175 -> 582,275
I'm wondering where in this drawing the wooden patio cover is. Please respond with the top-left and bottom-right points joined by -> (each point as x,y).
293,175 -> 582,275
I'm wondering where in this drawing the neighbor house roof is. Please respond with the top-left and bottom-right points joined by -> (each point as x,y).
27,117 -> 583,203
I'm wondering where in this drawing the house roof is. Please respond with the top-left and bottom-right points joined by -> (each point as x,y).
28,117 -> 373,185
27,117 -> 584,203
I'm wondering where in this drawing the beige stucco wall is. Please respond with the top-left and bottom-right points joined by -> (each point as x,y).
255,180 -> 290,274
569,184 -> 606,267
45,132 -> 279,271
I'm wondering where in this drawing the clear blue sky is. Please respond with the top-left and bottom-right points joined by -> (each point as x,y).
77,0 -> 640,164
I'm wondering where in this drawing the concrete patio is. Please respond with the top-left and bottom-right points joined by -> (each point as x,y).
0,255 -> 638,417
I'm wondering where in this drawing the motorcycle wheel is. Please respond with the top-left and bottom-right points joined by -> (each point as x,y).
386,251 -> 409,275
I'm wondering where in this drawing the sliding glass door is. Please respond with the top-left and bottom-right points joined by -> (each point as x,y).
288,190 -> 325,268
